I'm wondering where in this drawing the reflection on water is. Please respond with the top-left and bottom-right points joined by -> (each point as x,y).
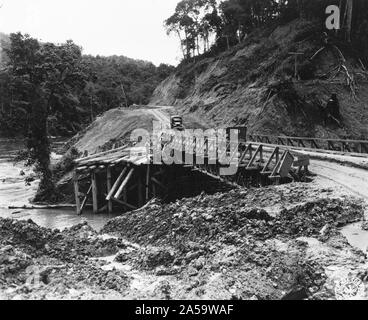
0,139 -> 119,231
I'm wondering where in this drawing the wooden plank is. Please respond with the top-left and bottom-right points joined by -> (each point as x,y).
287,139 -> 294,146
138,171 -> 144,207
262,147 -> 279,173
270,151 -> 285,178
77,153 -> 128,166
107,167 -> 113,213
298,140 -> 306,148
75,145 -> 128,163
279,151 -> 294,178
76,166 -> 88,172
239,144 -> 253,163
80,185 -> 92,215
194,167 -> 239,188
111,197 -> 138,210
98,205 -> 108,213
115,168 -> 134,199
106,166 -> 128,201
73,172 -> 81,215
311,140 -> 319,149
252,134 -> 368,145
91,171 -> 98,214
247,145 -> 262,169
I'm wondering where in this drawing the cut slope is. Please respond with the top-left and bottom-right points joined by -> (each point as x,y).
151,19 -> 368,139
69,108 -> 154,155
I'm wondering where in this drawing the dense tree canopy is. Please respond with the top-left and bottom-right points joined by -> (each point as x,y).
0,34 -> 174,137
166,0 -> 368,62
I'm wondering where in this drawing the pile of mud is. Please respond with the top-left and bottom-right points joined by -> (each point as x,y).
100,186 -> 366,300
0,218 -> 131,299
1,182 -> 367,300
102,189 -> 364,247
0,219 -> 128,262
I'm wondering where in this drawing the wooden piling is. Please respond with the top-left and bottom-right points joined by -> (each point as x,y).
107,167 -> 113,213
91,171 -> 98,214
145,164 -> 150,202
106,166 -> 128,201
115,168 -> 134,199
138,170 -> 144,207
73,172 -> 81,215
80,184 -> 92,215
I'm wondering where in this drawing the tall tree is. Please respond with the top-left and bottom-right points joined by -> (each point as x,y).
345,0 -> 354,42
165,0 -> 217,59
5,33 -> 86,201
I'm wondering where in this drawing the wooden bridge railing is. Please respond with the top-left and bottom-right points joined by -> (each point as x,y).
248,134 -> 368,155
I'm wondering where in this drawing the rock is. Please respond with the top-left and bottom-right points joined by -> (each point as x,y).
192,257 -> 206,270
320,224 -> 331,236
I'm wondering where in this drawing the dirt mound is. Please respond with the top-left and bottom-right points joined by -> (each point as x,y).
102,189 -> 364,248
0,186 -> 366,300
0,218 -> 126,262
0,218 -> 131,299
151,18 -> 368,139
67,108 -> 155,155
0,245 -> 33,287
275,199 -> 364,237
0,219 -> 56,252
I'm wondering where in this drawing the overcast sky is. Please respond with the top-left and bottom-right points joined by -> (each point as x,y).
0,0 -> 182,65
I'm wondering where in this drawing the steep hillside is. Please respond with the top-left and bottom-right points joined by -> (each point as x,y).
151,19 -> 368,139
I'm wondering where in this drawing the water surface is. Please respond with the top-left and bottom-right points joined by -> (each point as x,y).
0,139 -> 119,231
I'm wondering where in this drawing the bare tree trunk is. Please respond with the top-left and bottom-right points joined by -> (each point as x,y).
177,30 -> 186,59
184,29 -> 190,59
346,0 -> 354,42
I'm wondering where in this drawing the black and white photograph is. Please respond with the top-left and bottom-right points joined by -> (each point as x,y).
0,0 -> 368,305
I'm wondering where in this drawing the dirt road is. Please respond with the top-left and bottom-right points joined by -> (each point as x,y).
147,106 -> 171,126
250,141 -> 368,202
310,160 -> 368,201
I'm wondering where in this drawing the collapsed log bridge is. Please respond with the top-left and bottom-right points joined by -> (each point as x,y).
73,136 -> 307,215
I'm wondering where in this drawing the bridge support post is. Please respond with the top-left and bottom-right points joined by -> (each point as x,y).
138,170 -> 144,207
145,164 -> 150,202
107,167 -> 113,214
91,171 -> 98,214
73,172 -> 81,215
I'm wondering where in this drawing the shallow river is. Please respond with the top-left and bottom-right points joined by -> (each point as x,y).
0,139 -> 119,231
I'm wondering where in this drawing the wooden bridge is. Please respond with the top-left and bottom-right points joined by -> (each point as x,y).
248,134 -> 368,155
73,134 -> 302,215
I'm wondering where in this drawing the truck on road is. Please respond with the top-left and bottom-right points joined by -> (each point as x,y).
170,116 -> 185,131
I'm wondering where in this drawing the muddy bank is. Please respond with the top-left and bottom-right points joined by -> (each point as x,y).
0,220 -> 130,300
102,189 -> 364,246
1,182 -> 367,300
100,185 -> 367,300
